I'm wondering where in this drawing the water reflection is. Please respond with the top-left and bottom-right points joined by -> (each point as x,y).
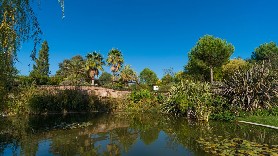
0,113 -> 277,155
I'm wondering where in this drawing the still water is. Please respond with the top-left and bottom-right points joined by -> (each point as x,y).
0,113 -> 277,156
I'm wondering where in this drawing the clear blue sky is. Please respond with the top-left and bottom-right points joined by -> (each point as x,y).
16,0 -> 278,78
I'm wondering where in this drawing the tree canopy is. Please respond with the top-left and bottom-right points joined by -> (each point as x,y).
251,42 -> 278,61
120,65 -> 137,85
251,42 -> 278,70
85,52 -> 105,85
30,41 -> 50,76
139,68 -> 158,86
99,72 -> 113,86
56,55 -> 87,85
222,58 -> 248,79
107,48 -> 124,80
29,41 -> 50,84
186,35 -> 234,83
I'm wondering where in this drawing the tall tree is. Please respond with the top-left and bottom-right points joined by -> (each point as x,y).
120,65 -> 137,86
161,74 -> 174,85
139,68 -> 158,86
0,0 -> 64,56
106,48 -> 124,81
174,71 -> 187,82
251,42 -> 278,69
85,52 -> 105,85
30,41 -> 50,84
186,35 -> 234,83
56,55 -> 87,85
184,57 -> 210,81
0,0 -> 63,110
99,72 -> 113,86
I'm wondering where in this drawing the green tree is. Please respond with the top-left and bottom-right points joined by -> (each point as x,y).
106,48 -> 124,81
161,74 -> 174,85
0,52 -> 17,111
30,41 -> 50,85
85,52 -> 105,85
251,42 -> 278,69
56,55 -> 87,85
120,65 -> 137,86
186,35 -> 234,83
139,68 -> 158,86
184,57 -> 210,81
174,71 -> 187,82
99,72 -> 113,86
222,58 -> 248,79
0,0 -> 63,112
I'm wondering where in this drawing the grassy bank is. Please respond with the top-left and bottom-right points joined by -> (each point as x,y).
237,116 -> 278,127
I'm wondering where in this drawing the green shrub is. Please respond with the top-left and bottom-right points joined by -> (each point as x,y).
129,89 -> 151,103
209,95 -> 236,121
9,87 -> 115,114
126,89 -> 163,112
210,111 -> 235,121
222,61 -> 278,111
161,80 -> 213,121
28,89 -> 102,113
47,76 -> 63,85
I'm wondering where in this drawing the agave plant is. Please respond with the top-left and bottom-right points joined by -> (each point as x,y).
222,61 -> 278,111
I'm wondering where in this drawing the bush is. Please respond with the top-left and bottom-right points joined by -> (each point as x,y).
209,95 -> 236,121
222,61 -> 278,111
210,111 -> 235,121
161,80 -> 213,121
28,89 -> 112,113
126,89 -> 164,112
10,87 -> 115,114
129,89 -> 151,103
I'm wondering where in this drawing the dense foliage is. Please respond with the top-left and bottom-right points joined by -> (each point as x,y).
56,55 -> 88,85
251,42 -> 278,62
161,80 -> 213,121
222,62 -> 278,111
98,72 -> 113,86
30,41 -> 50,85
10,86 -> 117,115
120,65 -> 137,86
107,48 -> 124,81
126,89 -> 164,112
222,58 -> 248,80
85,52 -> 105,85
139,68 -> 158,87
186,35 -> 234,83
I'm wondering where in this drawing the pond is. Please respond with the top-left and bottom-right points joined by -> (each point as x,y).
0,113 -> 277,156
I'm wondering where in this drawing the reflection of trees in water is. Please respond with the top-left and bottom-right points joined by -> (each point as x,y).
140,128 -> 160,145
0,113 -> 278,155
50,132 -> 99,155
112,128 -> 138,152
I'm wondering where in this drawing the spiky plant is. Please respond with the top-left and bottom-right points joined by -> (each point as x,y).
222,61 -> 278,111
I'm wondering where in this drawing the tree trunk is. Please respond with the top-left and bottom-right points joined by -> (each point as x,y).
210,66 -> 213,84
112,72 -> 115,82
91,78 -> 95,86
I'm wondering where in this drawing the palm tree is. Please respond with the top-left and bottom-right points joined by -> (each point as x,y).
85,52 -> 105,85
106,48 -> 124,81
